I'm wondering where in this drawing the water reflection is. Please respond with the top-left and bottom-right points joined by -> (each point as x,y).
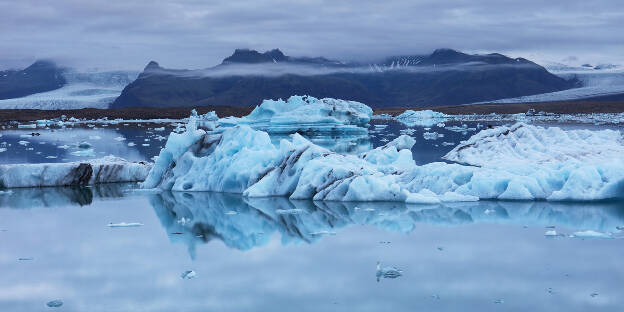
0,183 -> 133,208
147,191 -> 624,257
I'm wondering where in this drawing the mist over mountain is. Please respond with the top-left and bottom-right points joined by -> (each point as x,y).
112,48 -> 576,108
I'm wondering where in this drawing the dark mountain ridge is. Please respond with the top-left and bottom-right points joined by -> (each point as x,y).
112,48 -> 578,108
0,60 -> 66,100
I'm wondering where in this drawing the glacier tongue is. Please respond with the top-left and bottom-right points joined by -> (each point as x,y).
0,156 -> 151,188
144,115 -> 624,202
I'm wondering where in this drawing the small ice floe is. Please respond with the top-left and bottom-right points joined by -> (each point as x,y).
224,211 -> 238,215
544,230 -> 559,237
114,136 -> 126,141
436,122 -> 445,128
493,299 -> 505,304
18,257 -> 34,261
363,208 -> 375,212
154,127 -> 165,131
376,262 -> 403,282
18,124 -> 36,129
142,144 -> 150,146
57,145 -> 70,149
107,222 -> 144,228
0,148 -> 6,153
181,270 -> 196,279
89,135 -> 101,140
0,190 -> 13,195
127,142 -> 136,147
276,208 -> 305,215
379,138 -> 389,142
46,300 -> 63,308
310,230 -> 336,236
18,140 -> 29,146
45,156 -> 57,159
441,142 -> 455,146
70,149 -> 95,157
77,141 -> 92,149
423,132 -> 444,140
484,209 -> 494,215
570,230 -> 613,239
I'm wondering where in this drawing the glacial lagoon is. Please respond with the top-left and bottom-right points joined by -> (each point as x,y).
1,115 -> 623,311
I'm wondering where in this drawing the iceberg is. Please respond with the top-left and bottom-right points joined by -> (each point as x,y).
219,95 -> 372,134
143,115 -> 624,201
0,156 -> 151,188
395,110 -> 450,127
443,123 -> 624,166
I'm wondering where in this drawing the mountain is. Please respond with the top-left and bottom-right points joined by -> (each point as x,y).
112,48 -> 578,109
0,60 -> 66,100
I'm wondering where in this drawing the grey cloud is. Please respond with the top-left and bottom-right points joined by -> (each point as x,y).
0,0 -> 622,70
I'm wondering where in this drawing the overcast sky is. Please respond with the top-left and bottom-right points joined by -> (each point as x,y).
1,0 -> 622,70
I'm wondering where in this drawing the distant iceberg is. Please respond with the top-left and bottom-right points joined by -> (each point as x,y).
0,156 -> 151,188
395,109 -> 450,127
219,95 -> 372,135
143,112 -> 624,202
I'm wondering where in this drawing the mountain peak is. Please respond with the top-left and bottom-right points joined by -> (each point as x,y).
144,61 -> 161,71
222,48 -> 288,64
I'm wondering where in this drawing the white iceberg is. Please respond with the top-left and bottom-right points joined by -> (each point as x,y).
444,123 -> 624,166
0,156 -> 152,188
143,114 -> 624,202
395,110 -> 450,127
219,95 -> 372,134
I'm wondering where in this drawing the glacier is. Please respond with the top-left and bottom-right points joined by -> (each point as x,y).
0,156 -> 151,188
0,70 -> 138,109
142,112 -> 624,202
475,67 -> 624,104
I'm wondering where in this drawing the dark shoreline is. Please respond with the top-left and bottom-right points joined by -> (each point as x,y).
1,100 -> 624,122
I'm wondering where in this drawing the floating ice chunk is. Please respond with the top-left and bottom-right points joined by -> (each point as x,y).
18,140 -> 29,146
544,230 -> 558,237
181,270 -> 196,279
0,148 -> 6,153
444,123 -> 624,166
0,156 -> 151,188
570,230 -> 613,239
127,142 -> 136,147
18,124 -> 36,129
88,135 -> 101,140
493,299 -> 505,304
219,95 -> 372,135
107,222 -> 144,228
114,136 -> 126,141
423,132 -> 444,140
70,149 -> 95,157
58,145 -> 70,149
46,300 -> 63,307
376,261 -> 403,282
224,211 -> 238,215
77,141 -> 91,149
396,110 -> 450,127
154,127 -> 165,131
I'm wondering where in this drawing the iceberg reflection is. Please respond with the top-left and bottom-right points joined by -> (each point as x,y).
148,191 -> 624,256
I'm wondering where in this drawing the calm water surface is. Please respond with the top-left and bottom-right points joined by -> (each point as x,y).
1,119 -> 623,311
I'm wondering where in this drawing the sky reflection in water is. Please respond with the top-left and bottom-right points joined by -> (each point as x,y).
1,185 -> 623,311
